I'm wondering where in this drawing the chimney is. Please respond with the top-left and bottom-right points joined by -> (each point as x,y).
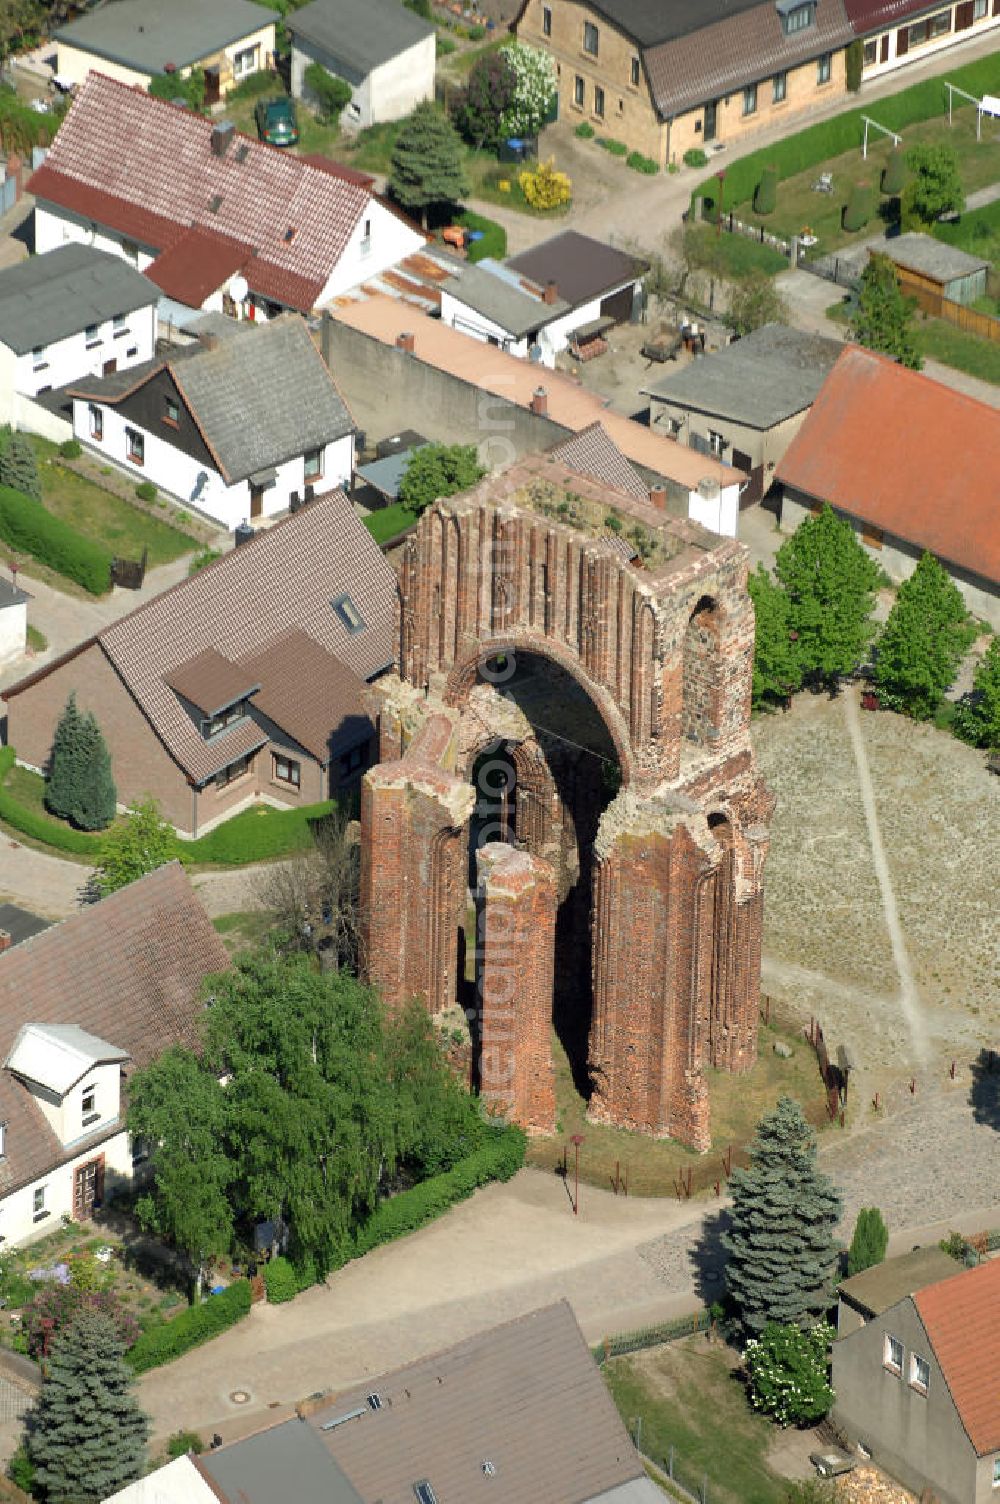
234,521 -> 254,547
197,331 -> 219,351
0,930 -> 11,955
648,484 -> 666,510
304,483 -> 315,503
542,280 -> 559,305
211,121 -> 236,158
531,386 -> 548,417
396,331 -> 415,353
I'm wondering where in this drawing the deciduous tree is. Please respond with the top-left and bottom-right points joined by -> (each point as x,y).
873,552 -> 975,719
92,797 -> 175,896
459,50 -> 516,150
388,102 -> 469,229
903,142 -> 964,226
775,503 -> 881,690
747,565 -> 800,709
725,273 -> 789,338
744,1321 -> 835,1425
497,42 -> 557,139
851,252 -> 922,370
954,636 -> 1000,750
847,1206 -> 889,1277
723,1097 -> 843,1336
28,1311 -> 149,1504
399,442 -> 485,513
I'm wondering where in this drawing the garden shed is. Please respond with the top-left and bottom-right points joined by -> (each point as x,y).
883,232 -> 989,307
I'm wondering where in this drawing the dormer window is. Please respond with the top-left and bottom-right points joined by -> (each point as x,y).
777,0 -> 815,33
202,699 -> 249,738
82,1084 -> 99,1126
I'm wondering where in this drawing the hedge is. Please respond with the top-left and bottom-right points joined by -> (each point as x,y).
626,150 -> 658,175
597,136 -> 628,156
457,210 -> 506,264
0,485 -> 111,594
691,54 -> 1000,216
127,1280 -> 251,1373
0,748 -> 103,855
263,1256 -> 298,1304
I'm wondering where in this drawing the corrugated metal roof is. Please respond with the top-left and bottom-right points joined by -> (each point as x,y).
914,1257 -> 1000,1455
441,261 -> 570,338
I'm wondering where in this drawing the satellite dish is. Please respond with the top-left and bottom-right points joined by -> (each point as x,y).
229,274 -> 249,302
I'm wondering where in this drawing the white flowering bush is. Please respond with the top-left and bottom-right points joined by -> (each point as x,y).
744,1321 -> 835,1426
498,43 -> 557,139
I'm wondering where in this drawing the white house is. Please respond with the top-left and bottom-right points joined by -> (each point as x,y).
287,0 -> 435,129
0,246 -> 157,430
28,72 -> 425,325
69,314 -> 356,531
0,578 -> 27,668
0,864 -> 229,1249
439,232 -> 649,368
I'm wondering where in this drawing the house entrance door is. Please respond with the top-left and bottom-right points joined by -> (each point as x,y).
102,358 -> 117,377
73,1157 -> 104,1220
250,484 -> 265,518
703,101 -> 717,142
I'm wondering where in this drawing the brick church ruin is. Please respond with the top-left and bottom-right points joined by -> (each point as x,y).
360,456 -> 774,1150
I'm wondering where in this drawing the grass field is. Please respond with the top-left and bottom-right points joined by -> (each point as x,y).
31,437 -> 195,566
737,108 -> 1000,257
826,293 -> 1000,384
604,1339 -> 789,1504
525,1019 -> 830,1197
363,501 -> 418,545
688,223 -> 788,277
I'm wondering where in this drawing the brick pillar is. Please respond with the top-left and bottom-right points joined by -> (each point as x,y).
475,843 -> 556,1134
360,760 -> 473,1014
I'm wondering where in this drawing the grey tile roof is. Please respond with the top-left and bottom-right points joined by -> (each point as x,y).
53,0 -> 280,75
579,0 -> 765,49
0,578 -> 28,608
308,1301 -> 645,1504
441,261 -> 570,337
288,0 -> 433,75
885,232 -> 990,283
644,0 -> 853,119
547,422 -> 649,500
0,246 -> 157,356
197,1419 -> 363,1504
96,492 -> 395,784
643,323 -> 843,429
506,233 -> 648,309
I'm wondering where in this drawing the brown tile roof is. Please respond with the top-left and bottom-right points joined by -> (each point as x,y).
28,73 -> 379,313
644,0 -> 853,119
332,297 -> 739,493
307,1301 -> 645,1504
241,629 -> 374,763
506,232 -> 648,308
0,863 -> 227,1069
146,225 -> 250,308
165,648 -> 261,718
775,346 -> 1000,588
914,1257 -> 1000,1455
547,421 -> 649,500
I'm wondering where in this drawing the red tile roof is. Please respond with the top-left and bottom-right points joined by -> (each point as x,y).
29,73 -> 379,312
914,1256 -> 1000,1455
843,0 -> 939,32
146,225 -> 250,306
298,153 -> 375,190
775,346 -> 1000,588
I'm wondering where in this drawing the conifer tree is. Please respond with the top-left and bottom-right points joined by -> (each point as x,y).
874,552 -> 974,719
851,253 -> 922,370
45,693 -> 85,821
955,637 -> 1000,750
388,102 -> 470,229
0,431 -> 41,500
847,1206 -> 889,1277
775,504 -> 881,691
28,1311 -> 149,1504
723,1097 -> 843,1337
73,711 -> 117,831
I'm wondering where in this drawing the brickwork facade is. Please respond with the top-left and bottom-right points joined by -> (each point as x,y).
360,466 -> 774,1149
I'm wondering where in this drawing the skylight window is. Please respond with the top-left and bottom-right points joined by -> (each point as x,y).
413,1484 -> 438,1504
284,225 -> 297,242
332,594 -> 365,634
209,194 -> 224,214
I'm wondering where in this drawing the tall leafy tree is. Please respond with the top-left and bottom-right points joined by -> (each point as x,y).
45,693 -> 85,821
725,274 -> 789,338
93,797 -> 176,896
851,253 -> 922,370
387,999 -> 484,1177
903,143 -> 964,226
72,711 -> 117,831
128,1047 -> 234,1295
873,552 -> 975,719
388,102 -> 469,230
399,443 -> 485,514
723,1096 -> 843,1337
775,504 -> 881,691
28,1311 -> 149,1504
847,1206 -> 889,1277
748,565 -> 800,710
459,50 -> 517,150
954,636 -> 1000,750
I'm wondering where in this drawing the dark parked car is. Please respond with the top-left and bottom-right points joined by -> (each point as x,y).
255,96 -> 299,147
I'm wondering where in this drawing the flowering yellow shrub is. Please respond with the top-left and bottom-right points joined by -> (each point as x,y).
518,158 -> 571,210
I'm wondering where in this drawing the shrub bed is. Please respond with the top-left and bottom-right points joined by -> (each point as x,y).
626,150 -> 658,174
691,55 -> 1000,216
0,484 -> 111,594
456,209 -> 506,262
127,1280 -> 251,1374
683,147 -> 708,168
596,136 -> 628,156
574,121 -> 595,138
263,1257 -> 298,1304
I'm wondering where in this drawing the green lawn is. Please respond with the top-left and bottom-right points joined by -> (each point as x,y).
604,1339 -> 788,1504
363,501 -> 418,545
31,438 -> 196,566
826,295 -> 1000,384
688,223 -> 788,277
735,108 -> 1000,258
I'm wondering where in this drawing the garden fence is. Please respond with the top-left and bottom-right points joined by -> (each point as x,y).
895,268 -> 1000,342
698,202 -> 794,260
594,1309 -> 712,1365
630,1423 -> 711,1504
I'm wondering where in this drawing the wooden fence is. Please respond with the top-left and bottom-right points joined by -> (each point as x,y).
897,268 -> 1000,343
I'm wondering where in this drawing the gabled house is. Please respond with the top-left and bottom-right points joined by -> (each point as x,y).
69,314 -> 355,530
3,493 -> 395,836
845,0 -> 1000,83
833,1251 -> 1000,1504
515,0 -> 852,167
776,345 -> 1000,627
438,232 -> 648,367
0,863 -> 228,1246
52,0 -> 278,101
0,245 -> 157,427
288,0 -> 435,129
28,72 -> 425,322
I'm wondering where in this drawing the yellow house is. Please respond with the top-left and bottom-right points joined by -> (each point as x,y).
54,0 -> 278,105
515,0 -> 854,167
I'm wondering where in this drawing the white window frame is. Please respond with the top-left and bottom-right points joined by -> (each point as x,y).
89,403 -> 104,441
81,1083 -> 98,1125
112,312 -> 128,338
85,323 -> 100,349
360,217 -> 372,256
233,43 -> 260,78
708,429 -> 727,455
31,345 -> 47,372
884,1333 -> 903,1375
974,0 -> 988,17
909,1352 -> 929,1393
863,37 -> 878,65
33,1185 -> 47,1221
993,1456 -> 1000,1488
125,427 -> 144,466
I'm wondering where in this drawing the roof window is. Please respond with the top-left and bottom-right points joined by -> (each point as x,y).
209,193 -> 224,214
776,0 -> 816,32
332,594 -> 365,634
284,225 -> 297,243
413,1485 -> 438,1504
